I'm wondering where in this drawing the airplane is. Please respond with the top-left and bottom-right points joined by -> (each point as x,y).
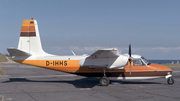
7,19 -> 174,86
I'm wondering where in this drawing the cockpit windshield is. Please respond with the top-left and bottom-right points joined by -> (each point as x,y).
141,57 -> 151,65
133,56 -> 151,66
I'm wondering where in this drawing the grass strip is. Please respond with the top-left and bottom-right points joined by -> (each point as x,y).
0,53 -> 7,62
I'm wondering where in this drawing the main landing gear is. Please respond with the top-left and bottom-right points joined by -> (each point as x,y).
100,76 -> 110,86
99,69 -> 110,86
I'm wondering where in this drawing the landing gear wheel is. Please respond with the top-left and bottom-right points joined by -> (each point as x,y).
167,77 -> 174,85
100,76 -> 110,86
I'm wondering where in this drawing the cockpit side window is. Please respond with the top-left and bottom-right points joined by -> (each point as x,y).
133,59 -> 146,66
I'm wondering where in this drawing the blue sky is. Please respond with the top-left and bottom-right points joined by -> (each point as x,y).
0,0 -> 180,59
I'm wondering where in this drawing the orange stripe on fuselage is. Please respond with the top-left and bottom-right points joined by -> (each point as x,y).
14,60 -> 172,74
15,60 -> 81,72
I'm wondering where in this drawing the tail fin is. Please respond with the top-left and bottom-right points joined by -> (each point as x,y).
18,19 -> 48,56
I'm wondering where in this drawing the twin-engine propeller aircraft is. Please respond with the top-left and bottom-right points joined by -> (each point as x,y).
7,19 -> 174,86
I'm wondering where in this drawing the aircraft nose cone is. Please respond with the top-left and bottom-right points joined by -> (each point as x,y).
149,63 -> 172,75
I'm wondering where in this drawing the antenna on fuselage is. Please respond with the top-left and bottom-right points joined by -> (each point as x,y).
71,50 -> 76,56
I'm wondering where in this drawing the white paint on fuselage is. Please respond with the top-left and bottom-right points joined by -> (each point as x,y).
109,76 -> 164,80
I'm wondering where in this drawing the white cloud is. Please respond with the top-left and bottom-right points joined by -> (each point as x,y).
51,46 -> 180,56
49,46 -> 180,59
140,47 -> 180,52
69,46 -> 80,50
52,46 -> 62,50
69,46 -> 110,52
68,46 -> 180,53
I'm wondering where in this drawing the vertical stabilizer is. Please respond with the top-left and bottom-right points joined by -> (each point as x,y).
18,19 -> 49,56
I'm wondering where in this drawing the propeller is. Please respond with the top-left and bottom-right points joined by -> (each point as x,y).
128,44 -> 133,75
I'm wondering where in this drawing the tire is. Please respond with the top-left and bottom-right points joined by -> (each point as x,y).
99,76 -> 110,86
167,77 -> 174,85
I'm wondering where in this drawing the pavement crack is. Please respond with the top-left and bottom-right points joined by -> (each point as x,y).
21,90 -> 38,101
144,91 -> 169,98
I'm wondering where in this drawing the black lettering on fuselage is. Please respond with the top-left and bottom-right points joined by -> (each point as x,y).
59,61 -> 63,65
55,61 -> 59,65
64,61 -> 67,66
46,61 -> 50,66
46,61 -> 68,66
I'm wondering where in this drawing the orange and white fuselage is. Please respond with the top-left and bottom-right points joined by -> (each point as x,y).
7,19 -> 173,85
12,55 -> 172,80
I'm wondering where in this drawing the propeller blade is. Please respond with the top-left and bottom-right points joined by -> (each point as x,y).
129,44 -> 132,75
129,44 -> 131,57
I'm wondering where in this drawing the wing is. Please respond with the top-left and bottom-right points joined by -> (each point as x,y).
87,48 -> 119,59
79,48 -> 125,69
7,48 -> 31,56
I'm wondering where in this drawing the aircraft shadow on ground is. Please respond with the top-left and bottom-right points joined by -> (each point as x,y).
2,77 -> 99,88
2,77 -> 162,88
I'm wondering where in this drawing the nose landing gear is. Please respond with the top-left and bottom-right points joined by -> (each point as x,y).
165,74 -> 174,85
167,77 -> 174,85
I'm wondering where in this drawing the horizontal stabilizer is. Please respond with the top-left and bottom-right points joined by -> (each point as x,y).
7,48 -> 31,56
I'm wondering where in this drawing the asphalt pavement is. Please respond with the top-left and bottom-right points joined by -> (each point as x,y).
0,63 -> 180,101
